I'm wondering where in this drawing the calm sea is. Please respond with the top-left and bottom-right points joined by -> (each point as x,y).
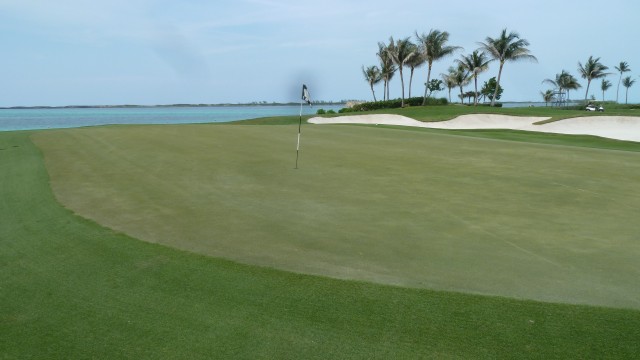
0,104 -> 345,132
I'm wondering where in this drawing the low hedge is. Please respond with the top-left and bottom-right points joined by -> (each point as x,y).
345,97 -> 448,112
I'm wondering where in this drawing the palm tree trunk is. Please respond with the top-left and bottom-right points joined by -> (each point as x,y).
626,88 -> 629,104
617,73 -> 622,103
584,80 -> 591,102
382,80 -> 386,101
370,84 -> 377,102
399,67 -> 405,107
491,62 -> 504,107
474,76 -> 478,106
408,68 -> 414,98
459,85 -> 463,104
448,88 -> 452,103
422,63 -> 433,106
383,79 -> 388,101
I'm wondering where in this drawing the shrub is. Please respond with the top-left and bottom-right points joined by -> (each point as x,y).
350,97 -> 448,111
316,109 -> 326,115
476,103 -> 503,107
326,109 -> 336,114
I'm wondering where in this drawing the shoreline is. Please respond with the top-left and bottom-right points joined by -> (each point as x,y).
0,102 -> 346,110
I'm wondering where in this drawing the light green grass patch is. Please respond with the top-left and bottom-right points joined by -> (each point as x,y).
32,123 -> 640,309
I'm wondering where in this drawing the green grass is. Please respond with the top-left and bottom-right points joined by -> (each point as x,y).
3,129 -> 640,358
377,126 -> 640,153
30,123 -> 640,310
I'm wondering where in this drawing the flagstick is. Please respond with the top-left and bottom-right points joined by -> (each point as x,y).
295,99 -> 303,169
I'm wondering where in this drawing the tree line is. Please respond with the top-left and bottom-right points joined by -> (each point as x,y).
540,60 -> 636,106
362,28 -> 536,107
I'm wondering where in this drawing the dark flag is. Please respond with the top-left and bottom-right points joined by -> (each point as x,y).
302,84 -> 311,105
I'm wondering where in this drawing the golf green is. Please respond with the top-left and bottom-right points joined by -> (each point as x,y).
32,123 -> 640,309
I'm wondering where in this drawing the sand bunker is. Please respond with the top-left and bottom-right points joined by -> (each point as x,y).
309,114 -> 640,142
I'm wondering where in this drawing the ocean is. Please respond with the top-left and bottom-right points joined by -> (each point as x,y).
1,102 -> 560,132
0,104 -> 345,132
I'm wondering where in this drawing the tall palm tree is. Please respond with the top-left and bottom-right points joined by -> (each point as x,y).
441,71 -> 457,103
362,65 -> 382,102
543,70 -> 581,103
540,89 -> 555,107
600,79 -> 612,102
479,28 -> 537,106
614,61 -> 631,103
622,76 -> 636,104
416,29 -> 461,105
446,65 -> 469,104
578,56 -> 609,101
377,42 -> 396,101
386,37 -> 417,107
406,44 -> 424,98
561,73 -> 582,102
457,51 -> 491,106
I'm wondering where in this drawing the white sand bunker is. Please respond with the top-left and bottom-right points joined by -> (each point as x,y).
309,114 -> 640,142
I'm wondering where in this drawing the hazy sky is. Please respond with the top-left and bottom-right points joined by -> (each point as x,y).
1,0 -> 639,106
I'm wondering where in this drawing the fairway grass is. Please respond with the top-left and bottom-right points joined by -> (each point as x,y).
3,130 -> 640,358
32,123 -> 640,310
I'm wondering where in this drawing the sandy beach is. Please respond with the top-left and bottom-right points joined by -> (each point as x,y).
309,114 -> 640,142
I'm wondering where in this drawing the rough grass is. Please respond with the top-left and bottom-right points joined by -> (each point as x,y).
31,123 -> 640,310
2,130 -> 640,358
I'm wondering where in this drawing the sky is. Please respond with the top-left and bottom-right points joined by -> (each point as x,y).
1,0 -> 639,106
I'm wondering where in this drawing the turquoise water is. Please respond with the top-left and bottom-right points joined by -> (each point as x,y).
0,105 -> 344,131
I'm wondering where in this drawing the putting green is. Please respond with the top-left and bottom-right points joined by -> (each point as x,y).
32,123 -> 640,309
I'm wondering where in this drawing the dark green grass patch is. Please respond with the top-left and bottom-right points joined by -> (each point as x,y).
371,125 -> 640,153
2,131 -> 640,358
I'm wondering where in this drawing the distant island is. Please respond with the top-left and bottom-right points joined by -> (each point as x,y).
0,101 -> 350,110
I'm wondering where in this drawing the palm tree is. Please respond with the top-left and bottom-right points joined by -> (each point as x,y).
622,76 -> 636,104
416,29 -> 461,105
447,65 -> 469,104
561,73 -> 581,102
543,70 -> 581,103
600,79 -> 612,102
441,71 -> 457,103
406,45 -> 424,98
386,37 -> 417,107
457,51 -> 491,106
578,56 -> 609,102
614,61 -> 631,103
362,65 -> 382,102
377,42 -> 396,101
479,28 -> 537,106
540,89 -> 555,106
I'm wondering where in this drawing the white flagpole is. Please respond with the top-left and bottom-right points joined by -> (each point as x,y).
295,97 -> 303,169
295,84 -> 310,169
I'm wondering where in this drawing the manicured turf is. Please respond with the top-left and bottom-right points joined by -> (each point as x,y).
32,120 -> 640,310
3,130 -> 640,358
